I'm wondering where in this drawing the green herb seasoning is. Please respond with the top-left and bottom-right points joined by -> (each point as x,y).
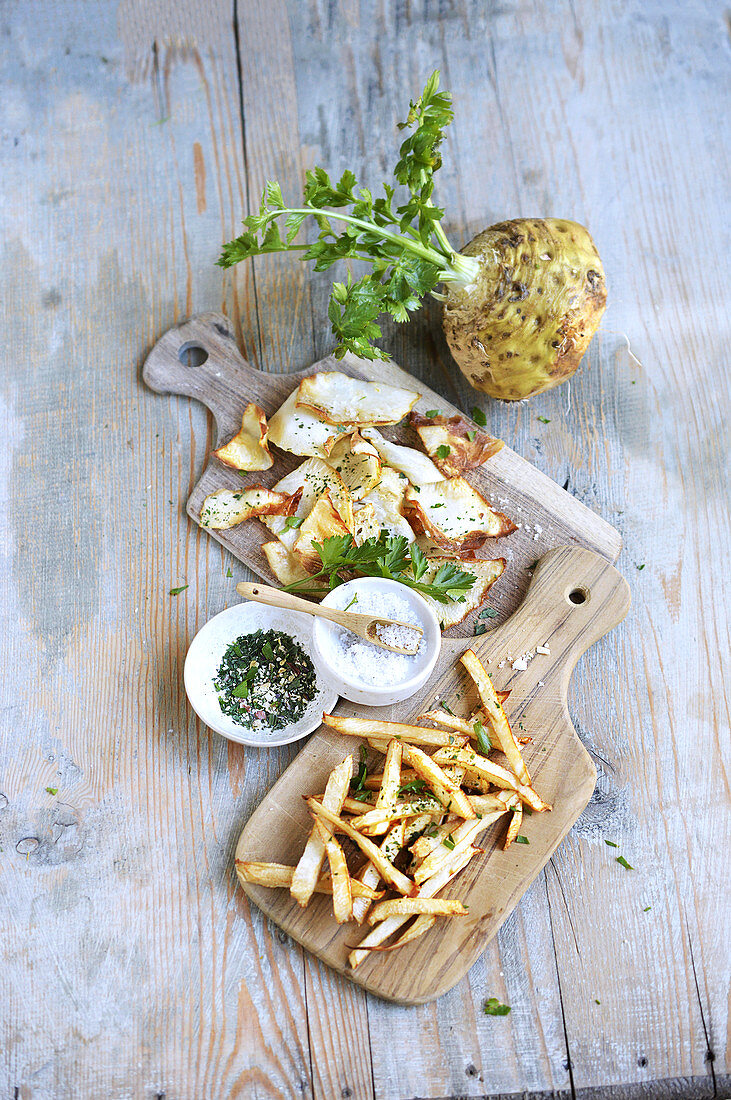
214,629 -> 317,731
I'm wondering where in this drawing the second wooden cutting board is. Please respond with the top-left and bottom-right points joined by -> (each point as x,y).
235,545 -> 630,1004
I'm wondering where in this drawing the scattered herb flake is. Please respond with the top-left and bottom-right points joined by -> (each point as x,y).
425,409 -> 440,418
537,415 -> 551,423
45,787 -> 58,795
595,999 -> 601,1005
284,515 -> 305,530
484,997 -> 511,1016
636,563 -> 646,571
478,607 -> 499,619
466,430 -> 476,441
616,856 -> 634,870
471,406 -> 487,427
604,839 -> 619,848
474,721 -> 492,754
442,835 -> 456,850
343,594 -> 359,612
474,622 -> 487,636
169,585 -> 189,596
643,906 -> 652,912
226,567 -> 233,578
439,700 -> 455,716
515,835 -> 530,844
436,444 -> 451,459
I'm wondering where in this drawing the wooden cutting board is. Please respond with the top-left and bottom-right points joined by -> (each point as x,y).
234,545 -> 630,1003
143,312 -> 630,1003
142,312 -> 623,636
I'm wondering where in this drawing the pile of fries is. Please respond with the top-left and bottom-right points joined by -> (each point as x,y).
236,649 -> 550,967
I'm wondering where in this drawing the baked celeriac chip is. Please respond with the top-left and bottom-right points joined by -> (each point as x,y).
213,402 -> 274,471
296,372 -> 420,426
405,478 -> 516,550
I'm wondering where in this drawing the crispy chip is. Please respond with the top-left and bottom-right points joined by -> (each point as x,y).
261,541 -> 313,588
405,479 -> 517,550
418,556 -> 506,627
360,473 -> 416,542
294,491 -> 352,571
296,372 -> 420,426
262,458 -> 352,547
326,431 -> 382,498
267,388 -> 346,458
213,402 -> 274,471
352,502 -> 381,545
410,411 -> 503,476
200,486 -> 289,530
361,428 -> 445,485
431,745 -> 550,812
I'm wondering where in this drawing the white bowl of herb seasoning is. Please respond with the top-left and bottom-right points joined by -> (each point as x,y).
311,578 -> 441,707
184,603 -> 338,747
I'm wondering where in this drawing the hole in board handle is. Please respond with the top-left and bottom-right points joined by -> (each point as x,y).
178,342 -> 209,368
567,586 -> 589,606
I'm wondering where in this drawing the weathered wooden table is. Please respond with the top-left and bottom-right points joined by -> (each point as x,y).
1,2 -> 728,1097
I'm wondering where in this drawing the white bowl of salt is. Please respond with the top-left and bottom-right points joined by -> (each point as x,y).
311,577 -> 441,707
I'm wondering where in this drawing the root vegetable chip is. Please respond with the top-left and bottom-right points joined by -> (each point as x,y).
361,427 -> 445,485
361,473 -> 415,543
200,486 -> 289,530
406,478 -> 516,550
213,402 -> 274,471
352,502 -> 381,545
261,541 -> 313,588
267,388 -> 347,458
327,431 -> 382,499
294,492 -> 352,571
410,411 -> 503,477
418,556 -> 505,627
296,372 -> 420,426
262,458 -> 353,548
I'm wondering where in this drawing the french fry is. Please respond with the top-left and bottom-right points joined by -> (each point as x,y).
315,820 -> 352,922
460,649 -> 531,785
352,820 -> 409,924
353,916 -> 437,952
348,845 -> 476,967
417,693 -> 510,733
400,743 -> 475,819
372,739 -> 402,835
349,794 -> 443,833
291,757 -> 353,906
323,714 -> 468,749
364,768 -> 420,790
409,819 -> 461,863
413,813 -> 504,885
340,793 -> 377,812
504,804 -> 522,850
235,861 -> 382,899
367,897 -> 468,924
307,799 -> 417,896
432,746 -> 550,812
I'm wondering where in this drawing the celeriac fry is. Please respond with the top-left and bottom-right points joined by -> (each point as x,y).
432,746 -> 550,812
340,793 -> 378,812
355,916 -> 437,952
460,769 -> 493,794
235,861 -> 382,899
504,804 -> 523,850
367,738 -> 391,754
307,799 -> 417,896
410,819 -> 461,862
349,794 -> 443,833
315,820 -> 353,922
401,742 -> 475,819
467,792 -> 516,814
348,845 -> 476,967
417,693 -> 510,732
368,897 -> 468,923
323,713 -> 469,748
372,739 -> 402,835
291,756 -> 352,906
352,820 -> 407,924
364,768 -> 420,790
460,649 -> 531,784
413,812 -> 505,885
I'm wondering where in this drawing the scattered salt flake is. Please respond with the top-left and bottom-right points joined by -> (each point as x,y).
512,657 -> 529,671
536,644 -> 550,655
537,680 -> 545,687
498,660 -> 507,668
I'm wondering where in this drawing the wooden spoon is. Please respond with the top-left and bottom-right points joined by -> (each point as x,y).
236,582 -> 423,655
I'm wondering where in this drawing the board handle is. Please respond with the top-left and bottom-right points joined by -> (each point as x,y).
470,545 -> 631,697
142,312 -> 262,442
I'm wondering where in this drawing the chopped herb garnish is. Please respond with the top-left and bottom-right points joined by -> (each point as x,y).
215,629 -> 317,731
478,607 -> 499,619
350,745 -> 369,794
474,720 -> 492,755
398,779 -> 427,795
604,839 -> 619,848
595,999 -> 601,1005
425,409 -> 439,418
483,997 -> 510,1016
436,444 -> 451,459
537,415 -> 551,423
515,835 -> 529,844
169,585 -> 189,595
474,622 -> 487,636
471,406 -> 487,427
616,856 -> 634,870
439,700 -> 455,716
643,906 -> 652,912
343,593 -> 359,612
45,787 -> 58,795
466,430 -> 476,441
284,515 -> 305,530
226,567 -> 233,578
636,563 -> 646,571
442,835 -> 456,850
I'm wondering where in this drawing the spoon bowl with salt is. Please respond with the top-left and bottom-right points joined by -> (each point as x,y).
236,583 -> 424,655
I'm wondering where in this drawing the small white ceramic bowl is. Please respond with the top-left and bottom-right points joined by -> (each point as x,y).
311,578 -> 441,707
184,602 -> 338,747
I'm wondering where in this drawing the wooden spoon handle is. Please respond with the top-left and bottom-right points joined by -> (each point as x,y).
236,582 -> 350,629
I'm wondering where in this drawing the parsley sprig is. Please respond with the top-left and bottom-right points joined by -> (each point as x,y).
218,72 -> 480,361
281,533 -> 476,605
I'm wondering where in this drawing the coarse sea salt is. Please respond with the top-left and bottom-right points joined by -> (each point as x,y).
325,588 -> 426,686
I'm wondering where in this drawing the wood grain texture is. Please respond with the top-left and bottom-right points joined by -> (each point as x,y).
235,546 -> 631,1002
0,0 -> 728,1097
